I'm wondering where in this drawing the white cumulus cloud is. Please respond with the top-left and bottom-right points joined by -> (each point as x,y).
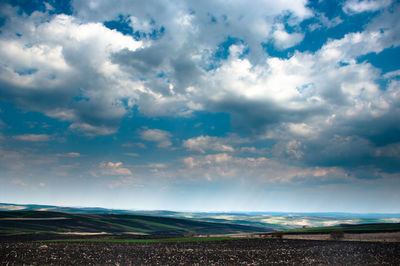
183,136 -> 235,153
12,134 -> 51,142
343,0 -> 392,14
139,128 -> 172,148
100,161 -> 132,176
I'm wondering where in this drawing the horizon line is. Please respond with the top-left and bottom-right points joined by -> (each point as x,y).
1,202 -> 400,215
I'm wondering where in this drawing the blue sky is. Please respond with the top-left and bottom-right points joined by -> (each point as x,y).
0,0 -> 400,212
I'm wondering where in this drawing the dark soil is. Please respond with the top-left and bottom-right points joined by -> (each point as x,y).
1,238 -> 399,265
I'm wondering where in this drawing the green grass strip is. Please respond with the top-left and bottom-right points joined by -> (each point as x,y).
45,236 -> 244,243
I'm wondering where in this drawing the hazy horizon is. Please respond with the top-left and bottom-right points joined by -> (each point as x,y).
3,202 -> 400,216
1,0 -> 400,213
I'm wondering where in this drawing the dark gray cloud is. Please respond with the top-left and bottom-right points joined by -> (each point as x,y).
208,96 -> 327,135
111,46 -> 166,76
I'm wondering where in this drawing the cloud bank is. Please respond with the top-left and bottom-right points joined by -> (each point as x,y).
0,0 -> 399,212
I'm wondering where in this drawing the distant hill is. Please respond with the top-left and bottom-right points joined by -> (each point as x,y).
1,203 -> 399,231
0,203 -> 139,214
0,210 -> 271,237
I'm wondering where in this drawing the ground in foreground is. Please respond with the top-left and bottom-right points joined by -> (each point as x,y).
1,238 -> 399,265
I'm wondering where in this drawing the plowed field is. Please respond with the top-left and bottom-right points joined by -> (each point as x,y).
1,238 -> 399,265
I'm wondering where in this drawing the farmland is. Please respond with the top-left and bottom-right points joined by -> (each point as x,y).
1,237 -> 400,265
1,206 -> 400,264
2,203 -> 399,231
0,210 -> 271,237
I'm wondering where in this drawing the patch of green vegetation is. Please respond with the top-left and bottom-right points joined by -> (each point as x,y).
46,236 -> 244,243
86,217 -> 152,233
0,212 -> 20,218
0,224 -> 54,233
1,221 -> 61,232
0,231 -> 33,236
285,223 -> 400,233
0,229 -> 56,236
127,218 -> 184,231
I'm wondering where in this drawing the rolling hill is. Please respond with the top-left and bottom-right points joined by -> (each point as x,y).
0,210 -> 271,237
1,203 -> 400,232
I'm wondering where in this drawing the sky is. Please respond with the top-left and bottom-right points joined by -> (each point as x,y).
0,0 -> 399,213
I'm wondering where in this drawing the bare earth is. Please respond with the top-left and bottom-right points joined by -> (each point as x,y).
270,232 -> 400,242
212,231 -> 400,242
1,238 -> 400,265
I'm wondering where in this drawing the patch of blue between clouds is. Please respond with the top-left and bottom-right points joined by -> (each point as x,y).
0,102 -> 72,155
72,88 -> 90,103
119,106 -> 231,141
215,36 -> 243,60
104,15 -> 165,41
306,0 -> 344,19
207,13 -> 218,24
273,10 -> 302,34
360,46 -> 400,92
104,15 -> 134,36
52,107 -> 233,164
0,102 -> 231,162
0,102 -> 69,136
0,17 -> 6,29
265,0 -> 381,58
358,46 -> 400,74
262,43 -> 293,59
302,12 -> 376,51
0,102 -> 124,161
5,0 -> 72,15
207,36 -> 249,70
14,68 -> 38,76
